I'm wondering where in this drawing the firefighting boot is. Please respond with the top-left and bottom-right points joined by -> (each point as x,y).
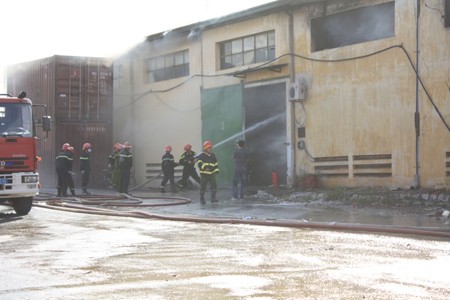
57,187 -> 62,197
200,193 -> 205,204
82,188 -> 91,195
211,191 -> 218,203
70,188 -> 76,196
170,182 -> 176,193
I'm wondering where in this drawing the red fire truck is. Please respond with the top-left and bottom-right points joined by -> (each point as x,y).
0,92 -> 50,215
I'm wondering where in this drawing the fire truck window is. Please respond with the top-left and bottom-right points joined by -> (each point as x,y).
0,107 -> 6,126
0,105 -> 30,136
7,107 -> 22,127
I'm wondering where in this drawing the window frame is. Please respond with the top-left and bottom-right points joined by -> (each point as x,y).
146,50 -> 190,83
311,1 -> 395,52
219,30 -> 275,70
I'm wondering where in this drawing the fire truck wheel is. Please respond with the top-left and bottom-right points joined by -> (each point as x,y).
12,197 -> 33,215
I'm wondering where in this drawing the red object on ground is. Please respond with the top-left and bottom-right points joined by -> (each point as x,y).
272,172 -> 279,191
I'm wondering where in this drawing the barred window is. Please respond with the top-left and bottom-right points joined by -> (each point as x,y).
220,31 -> 275,70
146,50 -> 189,83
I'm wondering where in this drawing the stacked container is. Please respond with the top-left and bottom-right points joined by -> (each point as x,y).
7,55 -> 113,189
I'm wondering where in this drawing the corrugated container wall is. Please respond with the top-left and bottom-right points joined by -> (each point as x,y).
7,55 -> 113,189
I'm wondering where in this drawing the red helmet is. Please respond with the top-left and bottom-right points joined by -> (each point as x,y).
83,142 -> 92,150
62,143 -> 70,151
184,144 -> 192,151
165,145 -> 172,152
203,140 -> 213,150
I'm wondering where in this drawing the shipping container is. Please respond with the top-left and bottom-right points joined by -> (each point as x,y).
7,55 -> 113,190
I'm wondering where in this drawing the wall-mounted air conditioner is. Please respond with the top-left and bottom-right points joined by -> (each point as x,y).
288,83 -> 300,101
287,74 -> 307,101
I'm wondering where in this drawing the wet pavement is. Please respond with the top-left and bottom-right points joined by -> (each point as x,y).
1,186 -> 449,299
54,185 -> 449,230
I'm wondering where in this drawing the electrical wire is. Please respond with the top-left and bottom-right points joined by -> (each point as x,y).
302,141 -> 317,162
398,45 -> 450,132
115,44 -> 449,131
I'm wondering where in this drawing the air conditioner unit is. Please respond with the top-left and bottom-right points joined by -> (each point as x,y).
288,75 -> 307,101
288,82 -> 300,101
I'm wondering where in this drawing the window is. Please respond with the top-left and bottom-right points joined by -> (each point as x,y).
220,31 -> 275,70
311,1 -> 395,52
0,104 -> 32,137
445,0 -> 450,27
113,64 -> 123,88
146,50 -> 189,83
113,64 -> 123,80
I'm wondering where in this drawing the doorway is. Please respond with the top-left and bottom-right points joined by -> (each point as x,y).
244,82 -> 287,186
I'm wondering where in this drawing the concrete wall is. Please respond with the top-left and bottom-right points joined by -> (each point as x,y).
113,38 -> 204,184
113,0 -> 449,189
291,0 -> 449,189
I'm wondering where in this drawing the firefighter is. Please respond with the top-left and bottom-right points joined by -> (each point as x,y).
55,143 -> 72,197
109,142 -> 122,170
232,140 -> 250,200
196,140 -> 219,204
160,145 -> 177,193
67,146 -> 76,196
118,142 -> 133,194
80,142 -> 92,195
109,143 -> 122,191
178,144 -> 200,188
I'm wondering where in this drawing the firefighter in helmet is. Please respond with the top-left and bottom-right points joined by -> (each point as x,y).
196,140 -> 219,204
55,143 -> 72,197
118,142 -> 133,194
160,145 -> 177,193
109,142 -> 122,191
80,142 -> 92,195
66,146 -> 76,196
178,144 -> 200,188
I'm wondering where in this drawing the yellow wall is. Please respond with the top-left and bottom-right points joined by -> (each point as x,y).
114,0 -> 450,189
289,0 -> 449,188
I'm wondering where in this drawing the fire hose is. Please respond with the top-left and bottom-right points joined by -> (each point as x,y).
33,193 -> 450,239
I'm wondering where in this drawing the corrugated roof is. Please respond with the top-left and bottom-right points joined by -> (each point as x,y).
145,0 -> 326,41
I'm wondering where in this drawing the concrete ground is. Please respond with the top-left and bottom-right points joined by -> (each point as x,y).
1,185 -> 449,299
37,184 -> 450,229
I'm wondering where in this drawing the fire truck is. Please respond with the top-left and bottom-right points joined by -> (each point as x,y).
0,92 -> 50,215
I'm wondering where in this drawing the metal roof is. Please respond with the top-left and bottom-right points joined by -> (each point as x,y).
145,0 -> 326,42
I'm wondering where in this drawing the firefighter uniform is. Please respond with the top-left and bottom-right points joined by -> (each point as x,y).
118,142 -> 133,194
66,147 -> 76,196
160,146 -> 177,193
55,143 -> 72,197
109,143 -> 122,191
80,143 -> 92,194
179,144 -> 200,188
196,141 -> 219,204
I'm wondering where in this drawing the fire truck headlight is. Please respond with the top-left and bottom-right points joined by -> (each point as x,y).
23,175 -> 38,183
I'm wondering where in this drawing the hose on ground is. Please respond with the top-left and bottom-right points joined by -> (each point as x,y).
32,194 -> 450,239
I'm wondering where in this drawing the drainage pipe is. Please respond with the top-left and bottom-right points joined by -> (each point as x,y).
414,0 -> 421,189
287,9 -> 296,189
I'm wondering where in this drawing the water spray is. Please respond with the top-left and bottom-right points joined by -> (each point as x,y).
213,112 -> 284,149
